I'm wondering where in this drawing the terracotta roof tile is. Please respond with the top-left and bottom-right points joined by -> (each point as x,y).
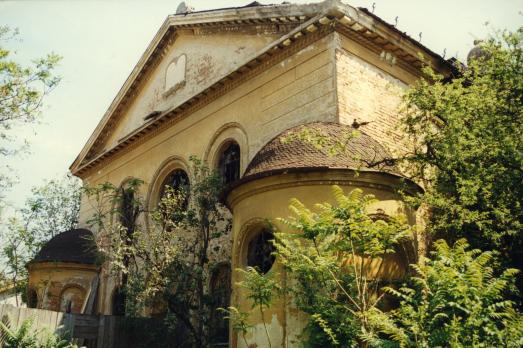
244,122 -> 398,177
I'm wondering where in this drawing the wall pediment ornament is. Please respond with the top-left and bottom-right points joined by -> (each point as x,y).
163,54 -> 187,97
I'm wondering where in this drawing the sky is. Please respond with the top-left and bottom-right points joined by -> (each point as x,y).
0,0 -> 521,213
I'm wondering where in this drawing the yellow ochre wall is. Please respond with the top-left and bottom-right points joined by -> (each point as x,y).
27,262 -> 98,314
74,26 -> 424,341
227,171 -> 416,347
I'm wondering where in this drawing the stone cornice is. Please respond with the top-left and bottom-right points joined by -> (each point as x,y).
71,0 -> 452,177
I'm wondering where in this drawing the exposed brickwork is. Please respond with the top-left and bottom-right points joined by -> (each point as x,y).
336,49 -> 411,159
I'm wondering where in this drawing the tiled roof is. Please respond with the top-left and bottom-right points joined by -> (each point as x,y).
32,228 -> 98,265
244,122 -> 398,177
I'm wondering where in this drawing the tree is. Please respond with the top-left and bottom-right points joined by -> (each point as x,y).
0,26 -> 61,201
400,28 -> 523,284
0,174 -> 81,304
272,186 -> 413,347
84,157 -> 231,347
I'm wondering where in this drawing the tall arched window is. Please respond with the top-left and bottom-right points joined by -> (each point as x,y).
119,186 -> 136,234
218,142 -> 240,185
112,287 -> 126,316
27,288 -> 38,309
160,169 -> 190,208
209,264 -> 231,346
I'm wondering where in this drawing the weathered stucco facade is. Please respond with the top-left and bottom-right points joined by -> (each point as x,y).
32,1 -> 453,346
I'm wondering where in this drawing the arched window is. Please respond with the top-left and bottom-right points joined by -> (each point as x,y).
112,287 -> 126,316
59,286 -> 85,314
160,169 -> 190,208
247,228 -> 276,274
218,142 -> 240,185
119,186 -> 136,234
27,288 -> 38,309
209,264 -> 231,345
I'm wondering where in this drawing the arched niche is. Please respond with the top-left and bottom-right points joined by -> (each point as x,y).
164,54 -> 186,95
204,123 -> 248,179
59,285 -> 86,314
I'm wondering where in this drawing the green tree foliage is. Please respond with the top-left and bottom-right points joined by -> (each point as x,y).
376,239 -> 523,347
241,185 -> 523,347
84,157 -> 231,347
401,28 -> 523,280
273,186 -> 413,347
0,26 -> 61,199
0,174 -> 81,304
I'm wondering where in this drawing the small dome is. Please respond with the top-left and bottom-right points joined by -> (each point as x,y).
32,228 -> 98,265
244,122 -> 398,178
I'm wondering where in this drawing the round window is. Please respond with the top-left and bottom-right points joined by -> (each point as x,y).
246,229 -> 275,274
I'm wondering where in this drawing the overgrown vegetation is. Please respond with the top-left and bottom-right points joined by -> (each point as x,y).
400,27 -> 523,293
232,27 -> 523,347
232,187 -> 523,347
84,157 -> 231,347
0,317 -> 76,348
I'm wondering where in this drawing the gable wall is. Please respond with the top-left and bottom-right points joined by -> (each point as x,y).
78,32 -> 338,226
104,31 -> 281,150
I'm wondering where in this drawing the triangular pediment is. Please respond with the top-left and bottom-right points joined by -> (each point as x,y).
71,0 -> 452,177
70,4 -> 321,175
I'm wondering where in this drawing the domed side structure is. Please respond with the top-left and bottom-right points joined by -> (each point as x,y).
226,122 -> 420,347
32,228 -> 98,265
27,229 -> 100,314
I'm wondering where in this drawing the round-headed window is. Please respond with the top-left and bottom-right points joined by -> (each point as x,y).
246,229 -> 276,274
160,169 -> 190,208
218,142 -> 240,185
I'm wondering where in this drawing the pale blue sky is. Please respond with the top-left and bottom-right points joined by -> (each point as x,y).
0,0 -> 521,212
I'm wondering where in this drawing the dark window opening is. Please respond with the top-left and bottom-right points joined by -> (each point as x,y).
247,229 -> 276,274
218,143 -> 240,185
27,288 -> 38,308
120,188 -> 136,234
209,264 -> 231,346
112,287 -> 126,316
160,169 -> 190,209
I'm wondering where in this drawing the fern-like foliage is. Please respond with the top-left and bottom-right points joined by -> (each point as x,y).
378,239 -> 523,347
0,317 -> 76,348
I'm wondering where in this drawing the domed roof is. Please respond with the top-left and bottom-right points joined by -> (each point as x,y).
32,228 -> 98,265
244,122 -> 398,178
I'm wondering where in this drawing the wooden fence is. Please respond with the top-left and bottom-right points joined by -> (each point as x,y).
0,304 -> 173,348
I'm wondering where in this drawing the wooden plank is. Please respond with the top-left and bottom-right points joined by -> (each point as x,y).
97,315 -> 106,348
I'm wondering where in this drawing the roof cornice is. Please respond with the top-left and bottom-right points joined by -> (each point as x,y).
71,0 -> 453,177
